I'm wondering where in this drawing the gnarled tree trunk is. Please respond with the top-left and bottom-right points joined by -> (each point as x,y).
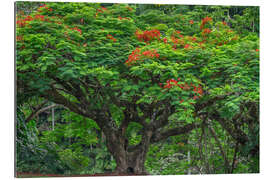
104,129 -> 152,175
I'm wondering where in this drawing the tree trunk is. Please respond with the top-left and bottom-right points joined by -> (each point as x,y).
114,149 -> 149,175
103,129 -> 152,175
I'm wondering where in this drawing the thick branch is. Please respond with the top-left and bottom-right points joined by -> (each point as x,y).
209,125 -> 230,173
26,104 -> 62,122
41,87 -> 95,120
230,142 -> 239,173
194,93 -> 232,113
211,111 -> 248,145
25,100 -> 48,122
150,123 -> 198,143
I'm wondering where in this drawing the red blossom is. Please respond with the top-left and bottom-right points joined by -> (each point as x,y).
189,20 -> 194,24
125,48 -> 141,65
96,7 -> 107,16
193,96 -> 199,100
16,15 -> 34,27
135,29 -> 161,42
107,34 -> 117,42
184,44 -> 191,49
163,38 -> 168,43
72,27 -> 82,35
202,28 -> 211,35
171,36 -> 178,44
200,16 -> 212,29
160,79 -> 204,104
163,79 -> 178,89
101,7 -> 107,11
125,48 -> 159,66
16,35 -> 23,41
193,85 -> 203,95
126,6 -> 133,11
34,14 -> 45,21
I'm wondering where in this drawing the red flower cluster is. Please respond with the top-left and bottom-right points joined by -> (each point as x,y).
193,85 -> 203,96
135,29 -> 161,42
161,79 -> 190,90
256,49 -> 259,52
222,21 -> 227,26
202,28 -> 211,35
16,35 -> 23,42
125,48 -> 141,65
101,7 -> 107,11
118,16 -> 131,21
107,34 -> 117,42
170,30 -> 184,49
163,38 -> 168,43
188,36 -> 197,42
16,15 -> 33,27
161,79 -> 204,103
37,4 -> 52,12
125,48 -> 160,65
34,14 -> 45,21
171,36 -> 178,44
64,26 -> 82,40
162,79 -> 179,89
142,49 -> 160,58
189,20 -> 194,24
184,44 -> 191,49
200,16 -> 212,30
126,6 -> 133,11
71,27 -> 82,35
96,7 -> 107,17
16,12 -> 56,27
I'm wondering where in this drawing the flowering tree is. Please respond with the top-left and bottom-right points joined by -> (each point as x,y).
16,3 -> 259,174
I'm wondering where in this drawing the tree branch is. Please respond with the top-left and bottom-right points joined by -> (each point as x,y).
194,93 -> 232,113
150,123 -> 198,143
209,125 -> 230,173
26,104 -> 64,122
41,87 -> 95,120
25,100 -> 48,122
211,111 -> 248,145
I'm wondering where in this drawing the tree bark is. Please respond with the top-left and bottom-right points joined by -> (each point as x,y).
103,128 -> 152,175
